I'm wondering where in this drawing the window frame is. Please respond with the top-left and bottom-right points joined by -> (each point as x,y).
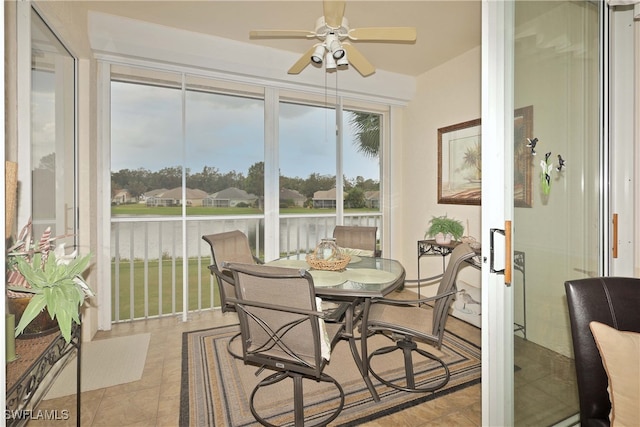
99,60 -> 391,326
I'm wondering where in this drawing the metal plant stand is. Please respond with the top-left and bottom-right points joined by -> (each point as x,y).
6,323 -> 81,427
417,240 -> 526,338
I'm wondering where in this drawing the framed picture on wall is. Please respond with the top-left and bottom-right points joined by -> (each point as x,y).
437,118 -> 482,205
437,105 -> 533,207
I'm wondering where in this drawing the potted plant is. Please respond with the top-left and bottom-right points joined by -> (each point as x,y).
6,221 -> 93,343
425,215 -> 465,244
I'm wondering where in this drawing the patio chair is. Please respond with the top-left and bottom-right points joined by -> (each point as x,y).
202,230 -> 262,358
333,225 -> 380,257
225,262 -> 345,427
565,277 -> 640,427
360,242 -> 475,392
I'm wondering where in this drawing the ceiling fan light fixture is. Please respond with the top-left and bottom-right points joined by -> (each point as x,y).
311,44 -> 325,64
251,0 -> 417,77
325,53 -> 337,70
328,37 -> 345,59
336,51 -> 348,68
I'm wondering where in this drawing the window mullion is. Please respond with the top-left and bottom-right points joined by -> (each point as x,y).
264,87 -> 279,261
336,97 -> 344,224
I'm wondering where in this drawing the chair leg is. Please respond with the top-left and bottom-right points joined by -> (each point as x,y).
292,374 -> 304,427
227,331 -> 242,359
399,340 -> 417,389
368,340 -> 451,393
249,371 -> 345,427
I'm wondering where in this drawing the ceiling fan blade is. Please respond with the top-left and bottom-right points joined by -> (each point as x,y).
250,30 -> 316,39
342,43 -> 375,77
288,45 -> 317,75
323,0 -> 346,28
348,27 -> 417,42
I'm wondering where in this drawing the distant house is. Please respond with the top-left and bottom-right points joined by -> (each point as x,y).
280,188 -> 306,207
141,188 -> 167,204
145,187 -> 208,207
112,189 -> 133,205
312,188 -> 337,209
203,187 -> 258,208
364,191 -> 380,209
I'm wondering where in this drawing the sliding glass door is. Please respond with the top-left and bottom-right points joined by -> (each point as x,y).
482,1 -> 602,424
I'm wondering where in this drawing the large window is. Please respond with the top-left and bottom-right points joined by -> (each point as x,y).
186,82 -> 264,214
343,110 -> 381,211
278,103 -> 381,212
111,79 -> 183,207
110,71 -> 265,216
107,64 -> 386,321
109,67 -> 267,319
279,102 -> 338,210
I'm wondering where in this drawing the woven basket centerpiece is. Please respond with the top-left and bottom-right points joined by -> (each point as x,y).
306,238 -> 351,271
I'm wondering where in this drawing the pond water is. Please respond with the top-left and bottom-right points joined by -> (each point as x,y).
110,217 -> 367,260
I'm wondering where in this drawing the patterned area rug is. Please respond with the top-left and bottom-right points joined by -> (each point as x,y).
180,322 -> 481,426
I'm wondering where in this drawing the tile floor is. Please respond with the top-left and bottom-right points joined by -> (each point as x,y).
31,309 -> 578,427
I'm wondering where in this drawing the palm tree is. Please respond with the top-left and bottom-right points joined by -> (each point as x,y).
461,142 -> 481,180
349,112 -> 380,158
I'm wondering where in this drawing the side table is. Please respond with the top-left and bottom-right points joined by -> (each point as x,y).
417,240 -> 526,338
417,240 -> 482,299
5,324 -> 81,426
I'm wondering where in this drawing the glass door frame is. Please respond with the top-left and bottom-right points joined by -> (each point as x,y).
481,1 -> 608,424
481,1 -> 515,424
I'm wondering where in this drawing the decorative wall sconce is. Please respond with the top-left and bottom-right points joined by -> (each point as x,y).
530,137 -> 565,196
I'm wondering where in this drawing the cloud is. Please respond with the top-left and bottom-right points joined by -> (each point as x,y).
111,81 -> 379,180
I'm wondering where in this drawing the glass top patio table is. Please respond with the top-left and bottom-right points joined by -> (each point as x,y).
265,255 -> 406,299
265,254 -> 406,402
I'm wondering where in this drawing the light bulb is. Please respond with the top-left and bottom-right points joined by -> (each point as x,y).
311,44 -> 325,64
328,38 -> 345,60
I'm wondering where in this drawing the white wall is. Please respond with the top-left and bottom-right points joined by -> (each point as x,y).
399,46 -> 482,293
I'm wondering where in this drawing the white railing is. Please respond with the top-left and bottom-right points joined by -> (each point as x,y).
110,213 -> 381,322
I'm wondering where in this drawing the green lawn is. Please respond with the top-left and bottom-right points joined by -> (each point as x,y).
110,204 -> 379,320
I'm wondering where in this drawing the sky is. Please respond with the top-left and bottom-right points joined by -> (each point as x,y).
110,81 -> 380,181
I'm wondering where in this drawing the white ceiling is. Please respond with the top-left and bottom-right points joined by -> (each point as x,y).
73,0 -> 481,77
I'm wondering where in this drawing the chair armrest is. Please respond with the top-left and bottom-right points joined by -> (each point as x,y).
227,297 -> 329,319
371,288 -> 457,306
208,264 -> 235,286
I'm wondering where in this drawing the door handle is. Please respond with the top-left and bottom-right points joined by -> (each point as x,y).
505,220 -> 512,285
490,221 -> 512,286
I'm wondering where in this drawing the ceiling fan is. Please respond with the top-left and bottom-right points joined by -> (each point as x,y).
249,0 -> 417,77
